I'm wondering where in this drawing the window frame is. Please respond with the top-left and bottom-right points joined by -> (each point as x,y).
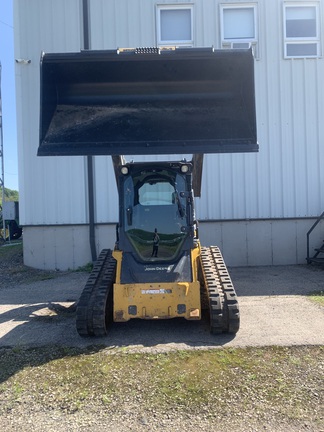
156,4 -> 194,47
220,3 -> 258,55
283,2 -> 321,59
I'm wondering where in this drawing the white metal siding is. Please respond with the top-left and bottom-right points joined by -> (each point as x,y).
14,0 -> 324,228
94,156 -> 119,222
14,0 -> 89,225
22,218 -> 324,269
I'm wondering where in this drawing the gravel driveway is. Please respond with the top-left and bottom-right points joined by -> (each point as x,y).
0,264 -> 323,350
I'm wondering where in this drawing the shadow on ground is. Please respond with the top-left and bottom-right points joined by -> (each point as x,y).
0,264 -> 323,364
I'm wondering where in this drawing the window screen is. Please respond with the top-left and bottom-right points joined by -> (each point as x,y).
160,9 -> 192,42
286,7 -> 316,38
223,8 -> 255,39
157,6 -> 193,46
220,5 -> 258,57
284,4 -> 320,58
286,43 -> 317,56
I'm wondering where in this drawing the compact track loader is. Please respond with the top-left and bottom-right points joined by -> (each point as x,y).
38,47 -> 258,336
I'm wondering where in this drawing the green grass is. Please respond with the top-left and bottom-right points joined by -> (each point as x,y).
308,290 -> 324,306
75,262 -> 93,273
0,345 -> 322,424
0,241 -> 23,258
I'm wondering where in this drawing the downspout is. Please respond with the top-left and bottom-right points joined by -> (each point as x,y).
82,0 -> 97,262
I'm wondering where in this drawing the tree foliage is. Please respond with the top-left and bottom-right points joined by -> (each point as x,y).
0,187 -> 19,207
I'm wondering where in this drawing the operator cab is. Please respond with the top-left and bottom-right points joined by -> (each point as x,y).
118,161 -> 195,263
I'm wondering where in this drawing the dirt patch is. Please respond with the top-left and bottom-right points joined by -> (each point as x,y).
0,243 -> 58,289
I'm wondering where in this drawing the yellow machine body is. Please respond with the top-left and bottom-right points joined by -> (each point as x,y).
112,247 -> 201,322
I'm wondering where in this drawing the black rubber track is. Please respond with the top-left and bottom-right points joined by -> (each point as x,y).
76,249 -> 116,337
200,246 -> 240,334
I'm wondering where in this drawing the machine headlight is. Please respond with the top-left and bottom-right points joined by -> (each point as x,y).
180,164 -> 189,173
121,166 -> 129,175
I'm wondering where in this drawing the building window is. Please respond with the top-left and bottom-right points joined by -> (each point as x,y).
220,4 -> 258,56
156,5 -> 194,46
284,3 -> 321,58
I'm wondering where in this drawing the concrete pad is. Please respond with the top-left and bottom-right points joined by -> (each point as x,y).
0,266 -> 323,350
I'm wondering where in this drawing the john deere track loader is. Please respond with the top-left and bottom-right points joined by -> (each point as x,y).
38,47 -> 258,336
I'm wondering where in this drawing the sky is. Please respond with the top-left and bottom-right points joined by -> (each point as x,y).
0,0 -> 18,191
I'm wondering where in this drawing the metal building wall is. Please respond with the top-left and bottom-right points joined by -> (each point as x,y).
14,0 -> 324,269
14,0 -> 91,226
89,0 -> 324,221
